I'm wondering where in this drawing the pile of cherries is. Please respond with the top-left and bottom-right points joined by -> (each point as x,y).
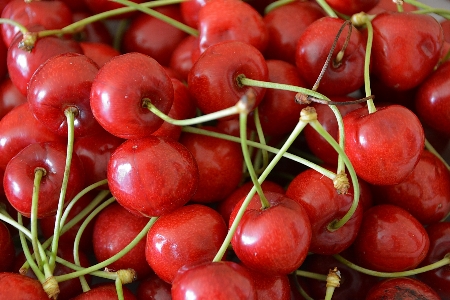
0,0 -> 449,299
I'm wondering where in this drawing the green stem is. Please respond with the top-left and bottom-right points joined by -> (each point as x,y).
31,168 -> 46,268
252,108 -> 269,174
325,287 -> 336,300
113,19 -> 129,52
213,119 -> 309,262
0,18 -> 28,35
264,0 -> 296,14
0,208 -> 32,239
292,273 -> 314,300
329,105 -> 346,174
333,253 -> 450,277
53,255 -> 120,281
49,109 -> 76,272
363,16 -> 376,114
309,120 -> 360,230
397,3 -> 404,12
111,0 -> 199,36
314,0 -> 338,17
296,270 -> 328,281
115,278 -> 125,300
425,139 -> 450,171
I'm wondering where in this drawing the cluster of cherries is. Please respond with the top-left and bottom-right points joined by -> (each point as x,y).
0,0 -> 449,299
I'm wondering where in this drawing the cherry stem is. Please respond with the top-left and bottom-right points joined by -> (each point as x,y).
425,139 -> 450,172
48,108 -> 76,272
238,91 -> 270,209
404,0 -> 450,18
37,0 -> 187,38
252,108 -> 269,174
264,0 -> 296,14
396,0 -> 404,12
111,0 -> 199,36
31,167 -> 47,269
113,19 -> 129,52
292,273 -> 314,300
314,0 -> 338,17
333,253 -> 450,277
0,18 -> 28,35
0,208 -> 32,239
143,98 -> 241,126
115,278 -> 125,300
325,268 -> 341,300
309,119 -> 360,230
295,270 -> 328,281
213,117 -> 309,262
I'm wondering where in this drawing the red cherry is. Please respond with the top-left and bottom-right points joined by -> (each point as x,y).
171,261 -> 257,300
71,283 -> 136,300
231,192 -> 312,275
136,272 -> 172,300
27,53 -> 102,137
93,202 -> 152,279
0,37 -> 6,81
122,6 -> 188,66
285,168 -> 363,255
145,204 -> 227,283
169,35 -> 200,82
0,221 -> 14,272
325,0 -> 379,16
0,78 -> 26,120
368,0 -> 417,14
84,0 -> 143,17
188,40 -> 268,117
72,11 -> 113,45
80,42 -> 120,68
343,105 -> 425,185
366,277 -> 440,300
3,141 -> 85,218
107,136 -> 199,217
295,17 -> 366,96
263,1 -> 325,64
415,60 -> 450,137
197,0 -> 268,54
353,204 -> 429,272
0,272 -> 49,299
245,268 -> 291,300
90,52 -> 174,139
180,0 -> 208,28
371,12 -> 444,91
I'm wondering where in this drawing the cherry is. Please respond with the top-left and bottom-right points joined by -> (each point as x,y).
365,277 -> 440,300
230,192 -> 312,275
372,150 -> 450,225
180,0 -> 208,29
368,0 -> 417,14
122,5 -> 188,66
84,0 -> 143,17
188,40 -> 268,118
80,42 -> 121,68
71,283 -> 137,300
0,272 -> 49,299
353,204 -> 429,272
343,104 -> 425,185
0,103 -> 64,170
93,202 -> 152,279
246,268 -> 291,300
371,11 -> 444,91
0,221 -> 14,272
72,11 -> 113,45
263,1 -> 325,64
27,53 -> 102,137
171,261 -> 257,300
325,0 -> 379,16
415,60 -> 450,137
145,204 -> 227,283
107,136 -> 199,217
0,78 -> 26,120
169,35 -> 200,82
0,37 -> 6,81
90,52 -> 174,139
136,272 -> 172,300
295,17 -> 366,96
197,0 -> 268,54
285,168 -> 363,255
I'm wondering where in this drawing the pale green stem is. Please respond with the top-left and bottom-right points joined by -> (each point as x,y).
115,278 -> 125,300
325,287 -> 336,300
0,18 -> 28,35
363,18 -> 376,114
296,270 -> 328,281
425,139 -> 450,171
264,0 -> 296,14
329,105 -> 346,174
252,108 -> 269,174
314,0 -> 338,17
53,255 -> 121,280
31,168 -> 45,268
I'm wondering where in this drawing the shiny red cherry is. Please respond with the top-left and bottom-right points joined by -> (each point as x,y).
366,277 -> 440,300
80,42 -> 120,68
169,35 -> 200,82
0,78 -> 26,120
71,283 -> 136,300
325,0 -> 379,16
0,272 -> 49,299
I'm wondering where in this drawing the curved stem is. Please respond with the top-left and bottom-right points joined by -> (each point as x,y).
314,0 -> 338,17
31,168 -> 46,268
333,253 -> 450,277
425,139 -> 450,172
364,16 -> 376,113
0,208 -> 32,239
292,273 -> 314,300
329,105 -> 346,174
53,255 -> 121,280
0,18 -> 28,35
295,270 -> 327,281
252,108 -> 269,174
264,0 -> 296,14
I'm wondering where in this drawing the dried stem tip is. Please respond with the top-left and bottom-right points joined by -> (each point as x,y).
18,32 -> 38,52
333,172 -> 350,194
326,267 -> 341,288
300,106 -> 317,122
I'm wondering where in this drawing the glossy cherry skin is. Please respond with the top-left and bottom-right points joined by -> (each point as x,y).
171,261 -> 257,300
136,272 -> 172,300
0,38 -> 6,81
90,52 -> 174,139
71,283 -> 136,300
295,17 -> 366,96
368,0 -> 417,14
180,0 -> 208,28
188,40 -> 268,118
7,32 -> 83,96
0,78 -> 26,120
169,35 -> 200,82
246,268 -> 291,300
28,53 -> 102,137
285,168 -> 363,255
0,272 -> 49,299
263,1 -> 325,64
73,129 -> 124,189
80,42 -> 120,68
343,105 -> 425,185
415,61 -> 450,137
366,277 -> 440,300
93,202 -> 152,279
0,221 -> 14,272
197,0 -> 268,54
4,141 -> 85,218
372,150 -> 450,225
1,0 -> 73,47
371,12 -> 444,91
231,192 -> 312,275
145,204 -> 227,283
122,6 -> 188,67
325,0 -> 379,16
415,222 -> 450,299
84,0 -> 143,17
107,136 -> 199,217
0,103 -> 65,170
353,204 -> 429,272
179,126 -> 243,203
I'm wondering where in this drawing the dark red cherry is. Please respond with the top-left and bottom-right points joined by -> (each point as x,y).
169,35 -> 200,82
246,268 -> 291,300
27,53 -> 102,137
371,12 -> 444,91
353,204 -> 429,272
136,272 -> 172,300
180,0 -> 208,28
0,78 -> 26,120
122,6 -> 188,66
107,136 -> 199,217
90,52 -> 174,139
263,1 -> 325,64
80,42 -> 120,68
295,17 -> 366,96
366,277 -> 440,300
71,283 -> 136,300
0,272 -> 49,299
171,261 -> 257,300
325,0 -> 379,16
0,221 -> 14,272
343,105 -> 424,185
188,40 -> 268,118
197,0 -> 268,54
145,204 -> 227,283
